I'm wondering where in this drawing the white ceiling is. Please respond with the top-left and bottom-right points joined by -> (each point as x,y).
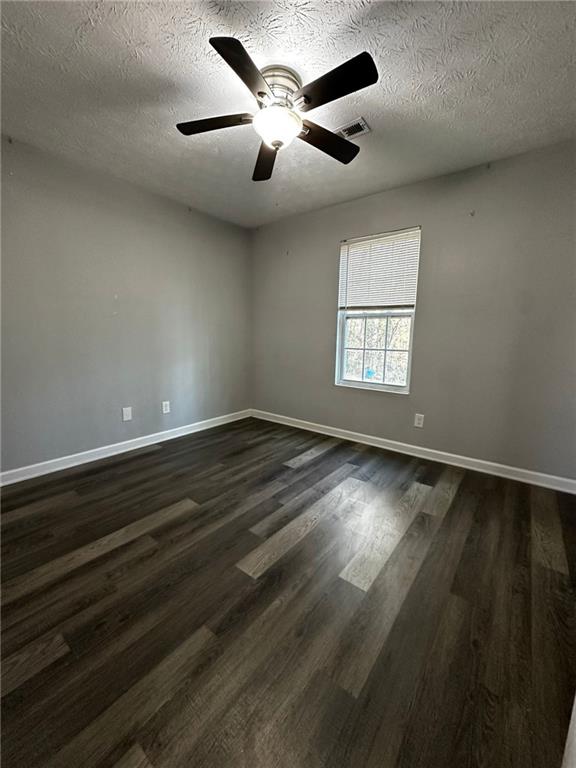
2,1 -> 575,228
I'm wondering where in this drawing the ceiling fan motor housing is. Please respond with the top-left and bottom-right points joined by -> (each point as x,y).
253,65 -> 306,150
260,65 -> 302,107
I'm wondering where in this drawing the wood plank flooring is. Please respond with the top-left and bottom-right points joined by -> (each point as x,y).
1,417 -> 575,768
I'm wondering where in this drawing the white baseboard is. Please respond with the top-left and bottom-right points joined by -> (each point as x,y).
250,409 -> 576,494
0,410 -> 252,486
3,407 -> 574,494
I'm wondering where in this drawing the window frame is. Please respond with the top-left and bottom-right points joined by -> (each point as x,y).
334,228 -> 421,396
335,308 -> 415,394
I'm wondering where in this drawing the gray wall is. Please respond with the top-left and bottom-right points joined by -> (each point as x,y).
251,141 -> 576,479
3,138 -> 575,479
1,138 -> 251,470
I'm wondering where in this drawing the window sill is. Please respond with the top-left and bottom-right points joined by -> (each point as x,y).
335,380 -> 410,395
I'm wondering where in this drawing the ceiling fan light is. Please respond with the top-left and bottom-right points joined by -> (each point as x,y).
252,105 -> 303,149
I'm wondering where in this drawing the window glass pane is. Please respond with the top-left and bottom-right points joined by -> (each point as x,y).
386,316 -> 412,350
384,351 -> 409,386
363,350 -> 384,383
344,349 -> 363,380
345,317 -> 365,348
365,317 -> 387,349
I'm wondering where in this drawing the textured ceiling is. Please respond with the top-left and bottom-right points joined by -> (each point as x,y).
2,1 -> 575,228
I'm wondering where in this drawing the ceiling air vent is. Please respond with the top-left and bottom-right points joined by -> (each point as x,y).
335,117 -> 371,140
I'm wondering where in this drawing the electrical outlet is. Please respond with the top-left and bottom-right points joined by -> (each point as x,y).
162,400 -> 171,414
414,413 -> 424,428
122,406 -> 133,422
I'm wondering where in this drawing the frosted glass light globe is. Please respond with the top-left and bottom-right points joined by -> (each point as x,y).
252,105 -> 303,149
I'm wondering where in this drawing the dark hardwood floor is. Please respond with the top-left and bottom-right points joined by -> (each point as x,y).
1,417 -> 575,768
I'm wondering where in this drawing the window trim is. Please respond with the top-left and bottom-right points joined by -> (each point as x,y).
335,308 -> 415,395
334,226 -> 421,396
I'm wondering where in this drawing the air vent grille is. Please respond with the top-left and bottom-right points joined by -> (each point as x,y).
336,117 -> 371,140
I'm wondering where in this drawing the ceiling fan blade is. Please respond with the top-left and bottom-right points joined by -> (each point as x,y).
210,37 -> 273,102
294,52 -> 378,112
299,120 -> 359,164
252,143 -> 277,181
177,113 -> 252,136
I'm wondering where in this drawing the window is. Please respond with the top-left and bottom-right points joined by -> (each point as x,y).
335,226 -> 421,394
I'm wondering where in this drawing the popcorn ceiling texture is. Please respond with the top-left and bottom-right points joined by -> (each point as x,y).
2,1 -> 575,227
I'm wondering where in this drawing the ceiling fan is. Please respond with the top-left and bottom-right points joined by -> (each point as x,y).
176,37 -> 378,181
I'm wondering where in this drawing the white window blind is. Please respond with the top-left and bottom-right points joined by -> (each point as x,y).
338,227 -> 421,309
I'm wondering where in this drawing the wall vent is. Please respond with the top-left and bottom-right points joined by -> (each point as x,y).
335,117 -> 371,140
